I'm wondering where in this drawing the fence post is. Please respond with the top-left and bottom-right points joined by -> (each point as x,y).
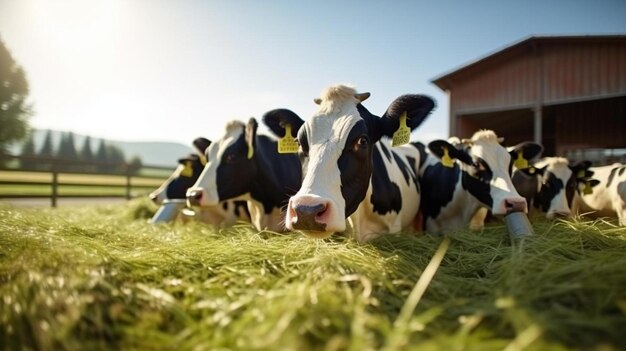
51,169 -> 58,208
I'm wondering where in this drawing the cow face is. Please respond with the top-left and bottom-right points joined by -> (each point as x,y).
529,159 -> 598,218
428,130 -> 527,216
531,158 -> 576,218
149,137 -> 211,204
186,119 -> 258,207
269,85 -> 434,237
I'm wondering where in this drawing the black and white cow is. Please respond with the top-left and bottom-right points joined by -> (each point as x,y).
149,138 -> 249,225
186,118 -> 303,232
418,130 -> 529,234
462,140 -> 544,229
571,163 -> 626,226
512,157 -> 596,219
264,84 -> 435,242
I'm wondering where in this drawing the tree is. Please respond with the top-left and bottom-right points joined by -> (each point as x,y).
57,132 -> 78,171
106,144 -> 126,173
0,37 -> 32,161
79,135 -> 95,172
128,155 -> 143,175
38,129 -> 55,170
19,132 -> 37,169
95,139 -> 108,172
80,136 -> 94,163
57,132 -> 78,160
39,130 -> 54,157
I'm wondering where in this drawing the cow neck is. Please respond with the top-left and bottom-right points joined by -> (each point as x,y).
249,135 -> 301,215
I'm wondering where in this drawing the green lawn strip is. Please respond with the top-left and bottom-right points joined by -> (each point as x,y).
0,200 -> 625,350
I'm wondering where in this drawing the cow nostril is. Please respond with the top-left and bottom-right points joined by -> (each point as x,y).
505,199 -> 527,214
295,203 -> 326,217
188,190 -> 202,200
292,203 -> 328,231
316,206 -> 327,218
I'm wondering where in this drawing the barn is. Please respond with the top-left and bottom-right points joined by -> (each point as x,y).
432,35 -> 626,163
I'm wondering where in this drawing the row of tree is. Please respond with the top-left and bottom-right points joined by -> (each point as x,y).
20,130 -> 142,174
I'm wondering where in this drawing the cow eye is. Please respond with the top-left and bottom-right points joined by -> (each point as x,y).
225,154 -> 237,163
353,136 -> 369,151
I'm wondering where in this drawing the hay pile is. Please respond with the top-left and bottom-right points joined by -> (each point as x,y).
1,202 -> 625,350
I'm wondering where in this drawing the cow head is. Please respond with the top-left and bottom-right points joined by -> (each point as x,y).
149,137 -> 210,204
186,119 -> 261,207
526,158 -> 598,218
265,84 -> 434,238
428,130 -> 527,216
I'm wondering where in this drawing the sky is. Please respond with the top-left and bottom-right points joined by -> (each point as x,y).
1,0 -> 625,147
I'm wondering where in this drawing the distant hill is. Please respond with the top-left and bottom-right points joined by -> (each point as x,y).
10,129 -> 193,167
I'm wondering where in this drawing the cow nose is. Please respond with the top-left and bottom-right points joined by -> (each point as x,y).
186,189 -> 203,207
290,202 -> 329,231
504,198 -> 527,214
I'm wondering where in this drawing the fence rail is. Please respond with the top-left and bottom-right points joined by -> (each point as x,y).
0,153 -> 174,207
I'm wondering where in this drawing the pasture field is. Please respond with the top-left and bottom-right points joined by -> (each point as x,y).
1,199 -> 625,350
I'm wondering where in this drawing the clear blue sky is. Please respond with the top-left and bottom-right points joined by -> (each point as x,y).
1,0 -> 625,146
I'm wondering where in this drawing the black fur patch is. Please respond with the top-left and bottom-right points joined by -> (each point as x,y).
534,172 -> 564,212
420,162 -> 460,225
369,146 -> 402,215
216,133 -> 301,214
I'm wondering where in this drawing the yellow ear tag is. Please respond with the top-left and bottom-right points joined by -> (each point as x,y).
247,144 -> 254,159
278,124 -> 299,154
199,155 -> 207,166
181,161 -> 193,177
392,111 -> 410,147
514,150 -> 529,169
441,147 -> 454,168
583,181 -> 593,195
528,167 -> 536,174
577,170 -> 586,179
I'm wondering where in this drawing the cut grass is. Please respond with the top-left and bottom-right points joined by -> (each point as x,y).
0,199 -> 625,350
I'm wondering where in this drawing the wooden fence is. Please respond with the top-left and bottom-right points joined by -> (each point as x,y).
0,153 -> 173,207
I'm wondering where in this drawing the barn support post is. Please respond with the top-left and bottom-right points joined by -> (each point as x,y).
533,107 -> 543,144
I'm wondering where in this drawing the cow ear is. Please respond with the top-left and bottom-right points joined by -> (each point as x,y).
508,141 -> 543,164
570,160 -> 593,180
262,109 -> 304,138
380,94 -> 436,138
177,156 -> 191,165
588,179 -> 601,187
428,139 -> 473,166
192,137 -> 211,155
245,118 -> 258,159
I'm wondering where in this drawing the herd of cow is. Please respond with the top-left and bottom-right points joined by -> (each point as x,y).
148,84 -> 626,242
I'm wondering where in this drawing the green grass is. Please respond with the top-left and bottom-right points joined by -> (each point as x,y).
1,200 -> 625,350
